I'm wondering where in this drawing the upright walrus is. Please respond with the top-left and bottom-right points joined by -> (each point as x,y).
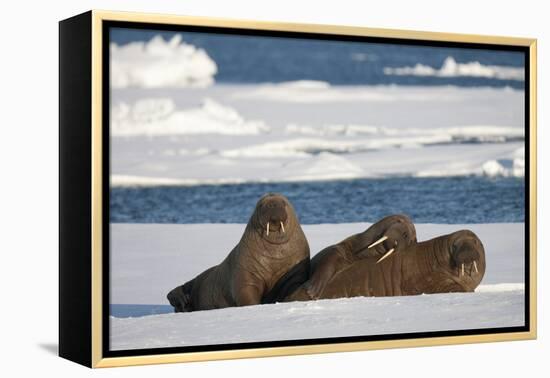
287,219 -> 486,301
167,193 -> 310,312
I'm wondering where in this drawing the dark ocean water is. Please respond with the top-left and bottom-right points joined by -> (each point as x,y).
110,304 -> 173,318
110,176 -> 524,225
110,28 -> 525,88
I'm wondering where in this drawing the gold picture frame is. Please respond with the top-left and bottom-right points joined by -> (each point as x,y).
59,9 -> 537,368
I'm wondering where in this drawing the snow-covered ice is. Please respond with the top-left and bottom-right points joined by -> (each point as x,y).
110,84 -> 524,185
112,97 -> 269,136
111,35 -> 217,89
110,222 -> 525,350
111,289 -> 524,350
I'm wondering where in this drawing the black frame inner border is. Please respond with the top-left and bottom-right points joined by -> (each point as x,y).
101,19 -> 531,359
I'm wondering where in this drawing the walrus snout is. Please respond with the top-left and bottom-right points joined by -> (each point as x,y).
265,201 -> 288,223
259,195 -> 289,235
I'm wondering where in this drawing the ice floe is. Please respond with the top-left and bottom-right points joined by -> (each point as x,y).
384,56 -> 524,81
111,35 -> 217,88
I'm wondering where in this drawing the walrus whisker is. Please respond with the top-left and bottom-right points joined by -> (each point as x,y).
473,261 -> 478,273
368,235 -> 388,249
376,248 -> 395,264
280,221 -> 285,233
267,222 -> 270,236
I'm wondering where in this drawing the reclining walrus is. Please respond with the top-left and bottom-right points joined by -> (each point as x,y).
286,216 -> 485,301
167,193 -> 310,312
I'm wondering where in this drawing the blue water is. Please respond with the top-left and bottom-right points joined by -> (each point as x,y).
110,176 -> 524,225
110,28 -> 525,89
110,304 -> 173,318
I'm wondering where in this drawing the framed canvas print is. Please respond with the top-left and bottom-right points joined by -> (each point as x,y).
59,10 -> 537,368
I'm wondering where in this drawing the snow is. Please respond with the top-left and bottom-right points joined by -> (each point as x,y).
110,84 -> 525,185
285,123 -> 523,139
384,56 -> 525,81
110,290 -> 524,350
111,97 -> 268,136
111,35 -> 217,89
110,222 -> 525,350
480,146 -> 525,177
231,80 -> 395,103
111,141 -> 525,186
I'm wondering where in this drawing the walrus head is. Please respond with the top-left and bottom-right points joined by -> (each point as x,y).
252,193 -> 296,245
354,214 -> 417,263
449,230 -> 486,278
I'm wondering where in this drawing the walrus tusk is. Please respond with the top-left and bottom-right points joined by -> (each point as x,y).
280,222 -> 285,233
473,261 -> 478,273
267,222 -> 270,236
368,235 -> 388,249
376,248 -> 395,264
461,263 -> 465,276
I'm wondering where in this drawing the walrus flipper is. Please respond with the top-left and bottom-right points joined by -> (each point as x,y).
166,279 -> 194,313
262,258 -> 310,304
302,246 -> 350,299
235,282 -> 264,306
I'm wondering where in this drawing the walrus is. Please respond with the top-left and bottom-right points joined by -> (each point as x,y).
286,222 -> 485,301
287,214 -> 418,301
167,193 -> 310,312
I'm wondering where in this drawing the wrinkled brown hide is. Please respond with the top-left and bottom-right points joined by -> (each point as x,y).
286,214 -> 416,301
287,227 -> 485,301
167,193 -> 310,312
